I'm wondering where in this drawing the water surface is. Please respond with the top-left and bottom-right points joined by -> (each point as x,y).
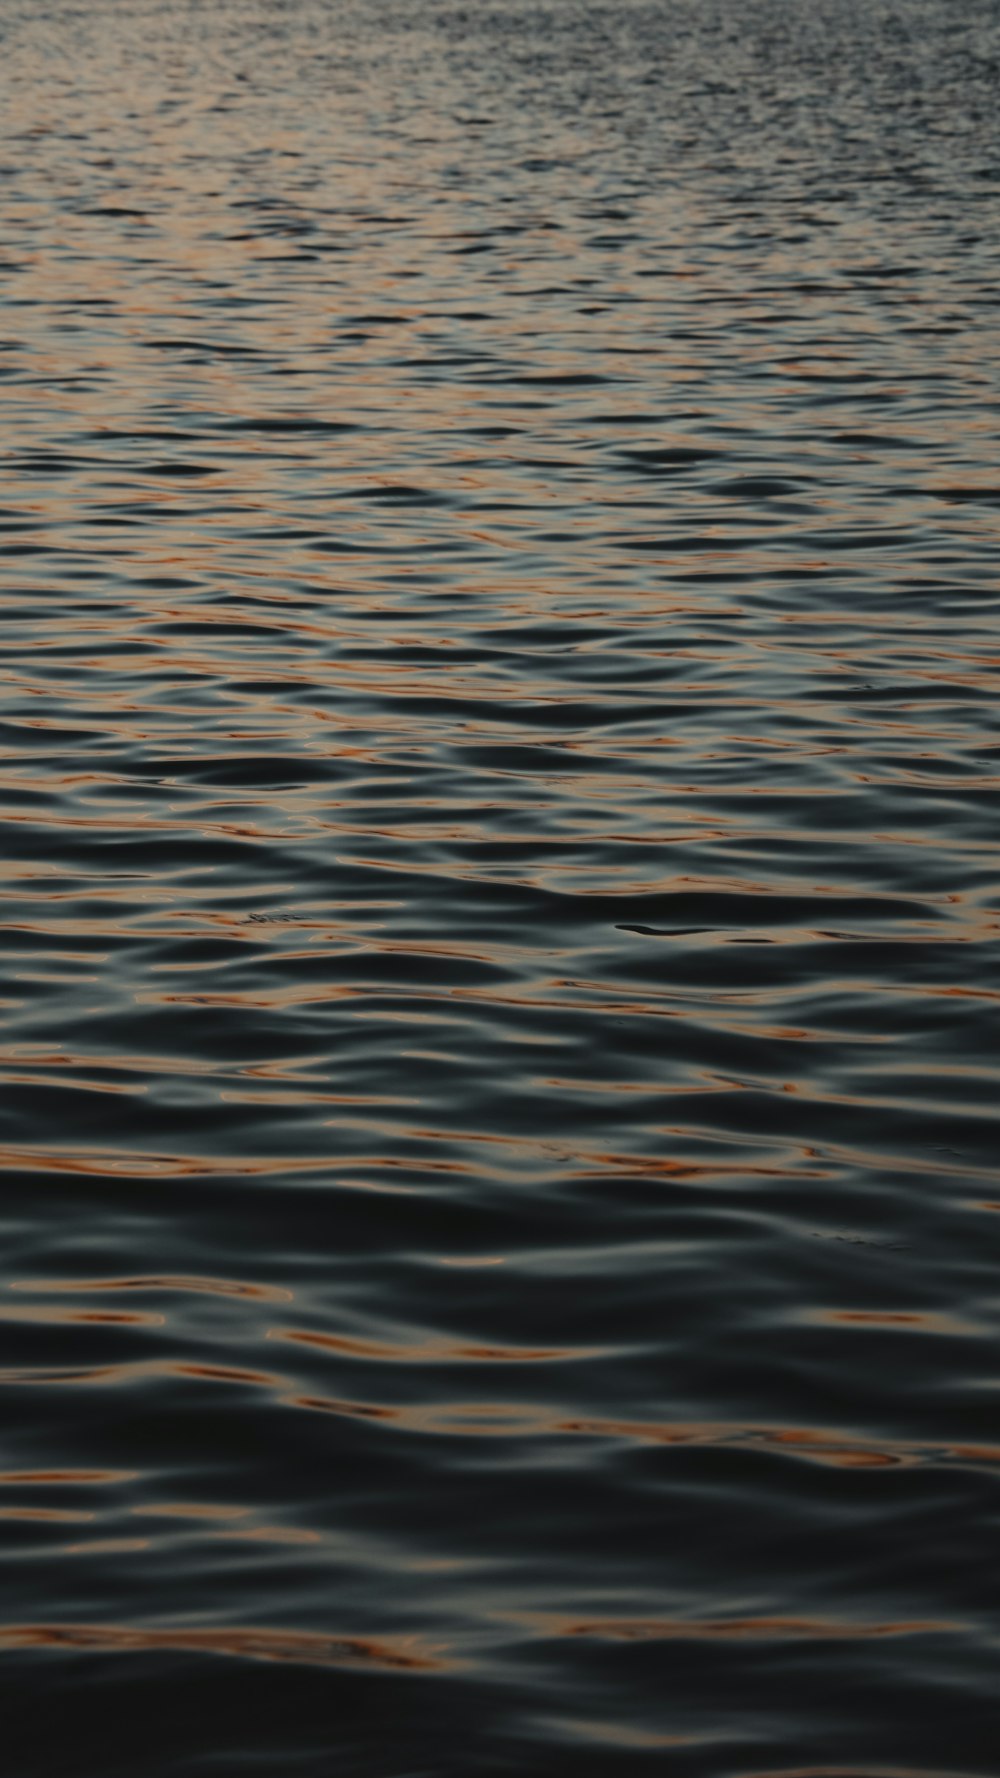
1,0 -> 999,1771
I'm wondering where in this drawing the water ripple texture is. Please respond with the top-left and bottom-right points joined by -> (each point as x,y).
1,0 -> 999,1772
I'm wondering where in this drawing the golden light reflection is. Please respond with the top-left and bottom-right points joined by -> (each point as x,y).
271,1326 -> 600,1364
11,1274 -> 293,1302
0,1623 -> 450,1671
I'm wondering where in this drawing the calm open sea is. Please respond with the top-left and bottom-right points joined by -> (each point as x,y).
1,0 -> 999,1771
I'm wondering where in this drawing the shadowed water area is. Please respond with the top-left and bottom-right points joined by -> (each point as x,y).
1,0 -> 999,1771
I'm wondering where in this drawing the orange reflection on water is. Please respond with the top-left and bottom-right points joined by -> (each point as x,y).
537,1715 -> 701,1751
221,1526 -> 322,1546
0,1469 -> 136,1487
133,1502 -> 252,1521
0,1623 -> 449,1671
0,1304 -> 163,1327
173,1362 -> 282,1388
816,1309 -> 976,1334
0,1507 -> 93,1523
12,1274 -> 293,1302
272,1326 -> 598,1365
63,1537 -> 151,1557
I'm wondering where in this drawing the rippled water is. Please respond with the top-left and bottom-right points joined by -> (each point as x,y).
2,0 -> 999,1770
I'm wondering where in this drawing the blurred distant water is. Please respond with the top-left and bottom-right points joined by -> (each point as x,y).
1,0 -> 999,1772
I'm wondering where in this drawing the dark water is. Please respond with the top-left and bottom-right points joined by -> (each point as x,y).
2,0 -> 1000,1770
